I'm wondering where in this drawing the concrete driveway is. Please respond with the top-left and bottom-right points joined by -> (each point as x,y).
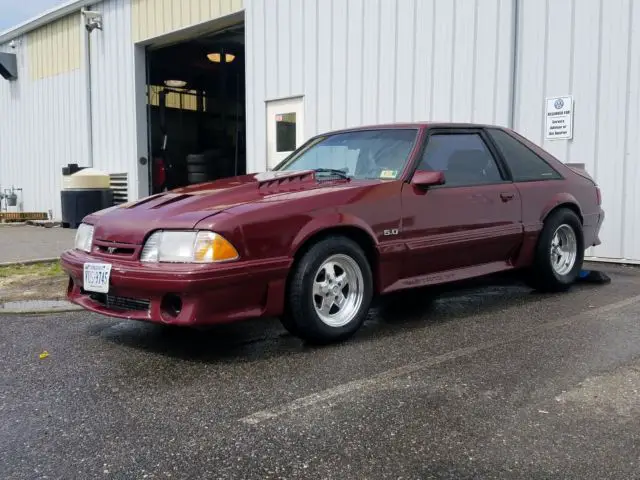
1,264 -> 639,479
0,226 -> 75,264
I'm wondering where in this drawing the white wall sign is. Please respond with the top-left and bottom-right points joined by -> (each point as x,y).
545,95 -> 574,140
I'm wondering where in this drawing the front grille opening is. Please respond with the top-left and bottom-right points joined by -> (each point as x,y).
95,245 -> 136,256
88,292 -> 150,312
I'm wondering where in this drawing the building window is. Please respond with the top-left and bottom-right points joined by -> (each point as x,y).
276,112 -> 297,152
147,85 -> 205,112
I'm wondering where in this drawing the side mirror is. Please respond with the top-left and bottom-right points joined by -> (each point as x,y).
411,170 -> 445,188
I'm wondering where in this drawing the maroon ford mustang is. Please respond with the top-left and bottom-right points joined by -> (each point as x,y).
61,123 -> 604,343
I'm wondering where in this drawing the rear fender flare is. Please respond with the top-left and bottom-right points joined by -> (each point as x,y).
540,193 -> 583,224
514,193 -> 582,268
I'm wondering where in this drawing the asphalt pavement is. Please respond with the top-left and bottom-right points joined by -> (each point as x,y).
1,264 -> 640,479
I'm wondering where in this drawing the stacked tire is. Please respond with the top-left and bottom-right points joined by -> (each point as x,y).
186,151 -> 218,185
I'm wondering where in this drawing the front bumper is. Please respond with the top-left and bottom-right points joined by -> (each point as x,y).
60,249 -> 291,325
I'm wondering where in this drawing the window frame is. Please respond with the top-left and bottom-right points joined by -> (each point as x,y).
272,127 -> 422,179
408,127 -> 512,189
484,128 -> 565,183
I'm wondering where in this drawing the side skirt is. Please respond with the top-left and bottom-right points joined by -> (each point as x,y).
382,261 -> 517,294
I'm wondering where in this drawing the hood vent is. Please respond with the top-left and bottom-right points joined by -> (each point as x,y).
150,193 -> 193,209
258,172 -> 316,193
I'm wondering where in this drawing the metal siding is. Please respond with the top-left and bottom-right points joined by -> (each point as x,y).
474,0 -> 500,123
131,0 -> 244,42
289,0 -> 304,96
360,0 -> 380,125
264,0 -> 279,99
393,0 -> 414,122
245,0 -> 513,172
345,0 -> 364,127
495,0 -> 515,126
277,0 -> 291,98
302,0 -> 318,137
27,14 -> 81,80
244,0 -> 265,174
412,0 -> 436,122
432,0 -> 455,120
316,1 -> 333,132
89,0 -> 139,201
0,36 -> 88,220
451,0 -> 475,121
515,0 -> 640,262
331,0 -> 348,128
377,0 -> 397,124
625,1 -> 640,263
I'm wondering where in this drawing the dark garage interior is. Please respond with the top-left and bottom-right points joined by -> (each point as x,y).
146,24 -> 246,194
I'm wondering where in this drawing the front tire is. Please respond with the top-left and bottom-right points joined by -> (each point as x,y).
282,236 -> 373,344
527,208 -> 584,292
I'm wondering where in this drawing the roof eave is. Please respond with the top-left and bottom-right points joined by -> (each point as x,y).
0,0 -> 94,44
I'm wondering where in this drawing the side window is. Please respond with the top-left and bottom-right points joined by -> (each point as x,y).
488,129 -> 562,181
418,133 -> 504,186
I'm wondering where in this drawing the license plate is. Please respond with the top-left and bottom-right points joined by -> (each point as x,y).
83,263 -> 112,293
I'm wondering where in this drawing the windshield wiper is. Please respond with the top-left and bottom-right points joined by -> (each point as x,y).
313,168 -> 350,179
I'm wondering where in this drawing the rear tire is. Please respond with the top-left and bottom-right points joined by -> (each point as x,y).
526,208 -> 584,293
281,236 -> 373,344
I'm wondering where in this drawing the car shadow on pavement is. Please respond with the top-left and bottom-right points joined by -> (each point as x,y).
87,316 -> 305,364
87,274 -> 589,364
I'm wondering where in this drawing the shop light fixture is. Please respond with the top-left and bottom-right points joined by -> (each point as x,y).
164,79 -> 187,88
207,52 -> 235,63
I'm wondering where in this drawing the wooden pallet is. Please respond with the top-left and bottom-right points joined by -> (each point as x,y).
0,212 -> 49,223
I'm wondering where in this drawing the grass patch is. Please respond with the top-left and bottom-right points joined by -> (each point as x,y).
0,261 -> 63,279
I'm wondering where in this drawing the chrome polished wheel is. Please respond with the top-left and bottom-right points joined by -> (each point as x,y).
550,224 -> 578,276
312,254 -> 365,328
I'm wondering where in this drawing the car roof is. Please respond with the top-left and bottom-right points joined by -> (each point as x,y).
316,122 -> 510,136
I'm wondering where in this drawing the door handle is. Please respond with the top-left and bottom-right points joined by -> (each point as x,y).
500,192 -> 515,202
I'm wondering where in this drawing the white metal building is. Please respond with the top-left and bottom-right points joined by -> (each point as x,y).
0,0 -> 639,264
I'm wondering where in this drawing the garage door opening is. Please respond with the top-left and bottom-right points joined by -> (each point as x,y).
146,24 -> 245,194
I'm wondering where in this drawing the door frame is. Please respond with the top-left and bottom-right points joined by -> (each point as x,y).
405,127 -> 515,186
398,126 -> 524,278
133,12 -> 246,198
133,44 -> 151,199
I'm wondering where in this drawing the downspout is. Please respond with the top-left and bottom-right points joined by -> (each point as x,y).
509,0 -> 520,130
81,8 -> 94,167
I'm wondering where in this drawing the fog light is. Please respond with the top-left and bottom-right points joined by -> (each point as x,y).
161,294 -> 183,319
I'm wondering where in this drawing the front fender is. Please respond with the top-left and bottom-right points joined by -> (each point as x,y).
290,212 -> 378,256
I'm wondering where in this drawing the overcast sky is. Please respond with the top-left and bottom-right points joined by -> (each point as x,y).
0,0 -> 67,32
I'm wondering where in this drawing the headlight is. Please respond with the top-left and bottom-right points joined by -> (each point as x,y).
140,230 -> 239,263
74,223 -> 94,252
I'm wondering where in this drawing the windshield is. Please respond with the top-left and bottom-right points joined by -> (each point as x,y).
274,129 -> 418,180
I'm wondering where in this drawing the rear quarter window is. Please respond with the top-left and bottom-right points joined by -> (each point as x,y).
487,129 -> 562,182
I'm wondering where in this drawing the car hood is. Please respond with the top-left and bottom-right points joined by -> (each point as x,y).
87,170 -> 341,244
